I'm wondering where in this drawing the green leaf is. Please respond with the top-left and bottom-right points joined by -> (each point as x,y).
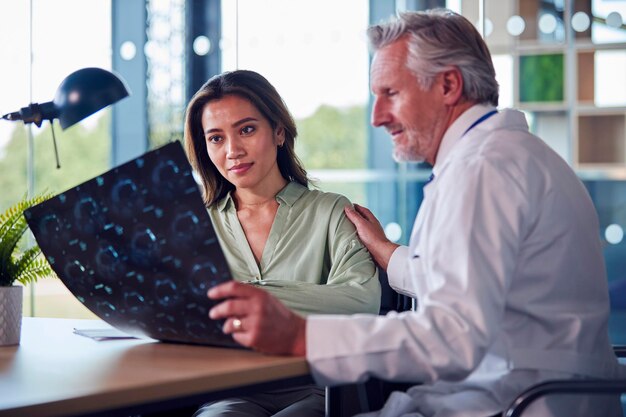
16,257 -> 54,286
0,193 -> 54,286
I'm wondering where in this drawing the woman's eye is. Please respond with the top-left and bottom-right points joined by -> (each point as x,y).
241,125 -> 255,135
207,135 -> 222,144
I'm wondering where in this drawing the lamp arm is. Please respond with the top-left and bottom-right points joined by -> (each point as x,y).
1,101 -> 58,128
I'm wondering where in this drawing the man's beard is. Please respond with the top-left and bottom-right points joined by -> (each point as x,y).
391,130 -> 426,163
393,148 -> 425,163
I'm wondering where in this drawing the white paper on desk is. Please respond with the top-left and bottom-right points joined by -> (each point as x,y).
73,327 -> 137,341
24,141 -> 239,349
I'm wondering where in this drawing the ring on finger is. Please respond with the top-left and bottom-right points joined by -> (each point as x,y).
233,318 -> 243,331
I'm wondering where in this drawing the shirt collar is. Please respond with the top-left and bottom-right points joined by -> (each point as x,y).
216,181 -> 307,212
275,181 -> 307,207
216,191 -> 233,212
433,104 -> 497,176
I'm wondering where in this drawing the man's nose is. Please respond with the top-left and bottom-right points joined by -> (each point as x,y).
371,98 -> 390,127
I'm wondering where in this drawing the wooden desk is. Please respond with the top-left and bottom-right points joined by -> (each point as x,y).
0,317 -> 312,417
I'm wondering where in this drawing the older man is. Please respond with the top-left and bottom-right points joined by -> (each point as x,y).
208,9 -> 623,417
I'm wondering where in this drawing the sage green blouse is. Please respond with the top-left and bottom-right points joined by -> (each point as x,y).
207,182 -> 381,316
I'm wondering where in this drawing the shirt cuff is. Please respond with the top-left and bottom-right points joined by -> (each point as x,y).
387,245 -> 408,291
305,313 -> 378,386
305,314 -> 351,385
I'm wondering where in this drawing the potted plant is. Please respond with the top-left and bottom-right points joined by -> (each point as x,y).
0,194 -> 54,346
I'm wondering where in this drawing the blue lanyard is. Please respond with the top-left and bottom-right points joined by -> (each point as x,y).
462,109 -> 498,137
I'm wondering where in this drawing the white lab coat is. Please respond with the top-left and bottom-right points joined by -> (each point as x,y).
306,106 -> 624,417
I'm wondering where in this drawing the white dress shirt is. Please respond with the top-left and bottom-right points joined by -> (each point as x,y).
306,105 -> 624,417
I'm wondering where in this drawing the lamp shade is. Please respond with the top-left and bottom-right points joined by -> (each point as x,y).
53,67 -> 130,129
1,67 -> 130,129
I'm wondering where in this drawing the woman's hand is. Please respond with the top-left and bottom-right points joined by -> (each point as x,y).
208,281 -> 307,356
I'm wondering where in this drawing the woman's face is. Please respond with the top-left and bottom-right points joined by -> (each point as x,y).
201,95 -> 285,193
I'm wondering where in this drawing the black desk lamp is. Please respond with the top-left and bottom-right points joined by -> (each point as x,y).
1,67 -> 130,167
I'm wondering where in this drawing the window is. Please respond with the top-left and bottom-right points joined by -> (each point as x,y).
221,0 -> 371,203
0,0 -> 112,318
2,1 -> 625,346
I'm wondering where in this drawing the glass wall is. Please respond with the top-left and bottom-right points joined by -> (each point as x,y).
223,0 -> 370,202
0,0 -> 113,318
1,0 -> 625,344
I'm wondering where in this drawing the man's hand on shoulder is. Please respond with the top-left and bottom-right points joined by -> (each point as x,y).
344,204 -> 399,270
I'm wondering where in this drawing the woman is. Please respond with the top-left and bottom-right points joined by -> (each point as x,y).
184,69 -> 380,417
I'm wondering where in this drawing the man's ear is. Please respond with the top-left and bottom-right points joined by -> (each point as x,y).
439,67 -> 464,105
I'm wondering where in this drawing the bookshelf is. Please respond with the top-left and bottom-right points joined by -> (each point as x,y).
472,0 -> 626,175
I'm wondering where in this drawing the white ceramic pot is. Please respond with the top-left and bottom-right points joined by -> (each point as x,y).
0,285 -> 23,346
